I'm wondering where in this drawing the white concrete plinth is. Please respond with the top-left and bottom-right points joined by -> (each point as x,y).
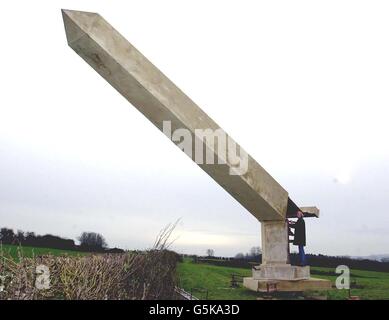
243,277 -> 332,292
256,220 -> 310,281
253,264 -> 310,281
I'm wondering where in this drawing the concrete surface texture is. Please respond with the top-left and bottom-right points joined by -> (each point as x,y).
243,277 -> 332,292
253,265 -> 310,281
300,206 -> 320,218
61,9 -> 289,222
261,221 -> 289,265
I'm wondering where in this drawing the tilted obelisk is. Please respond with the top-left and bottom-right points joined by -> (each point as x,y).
62,9 -> 331,291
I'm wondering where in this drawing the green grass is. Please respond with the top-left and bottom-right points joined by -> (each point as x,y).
178,259 -> 389,300
0,244 -> 86,261
178,259 -> 255,300
310,266 -> 389,300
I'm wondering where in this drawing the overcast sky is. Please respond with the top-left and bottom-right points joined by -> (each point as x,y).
1,0 -> 389,257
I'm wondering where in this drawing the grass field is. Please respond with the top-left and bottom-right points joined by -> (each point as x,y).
178,258 -> 389,300
0,244 -> 85,261
2,246 -> 388,300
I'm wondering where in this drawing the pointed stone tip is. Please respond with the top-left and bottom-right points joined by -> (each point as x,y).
61,8 -> 98,17
61,9 -> 100,45
61,8 -> 68,19
61,8 -> 76,17
62,8 -> 95,19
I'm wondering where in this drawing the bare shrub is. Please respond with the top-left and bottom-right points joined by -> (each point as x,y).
0,247 -> 179,300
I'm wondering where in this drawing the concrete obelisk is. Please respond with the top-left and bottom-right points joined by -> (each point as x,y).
62,9 -> 331,291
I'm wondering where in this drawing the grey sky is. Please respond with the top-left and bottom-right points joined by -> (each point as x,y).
1,1 -> 389,257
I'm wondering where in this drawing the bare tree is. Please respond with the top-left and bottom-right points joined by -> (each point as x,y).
16,230 -> 25,244
235,252 -> 245,259
206,249 -> 215,257
78,232 -> 107,251
0,228 -> 15,244
153,219 -> 180,250
250,246 -> 262,257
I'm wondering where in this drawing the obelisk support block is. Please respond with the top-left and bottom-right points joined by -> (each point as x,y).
261,220 -> 289,265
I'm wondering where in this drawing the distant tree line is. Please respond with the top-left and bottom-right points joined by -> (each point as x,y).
197,251 -> 389,273
0,227 -> 124,253
203,247 -> 262,260
292,254 -> 389,273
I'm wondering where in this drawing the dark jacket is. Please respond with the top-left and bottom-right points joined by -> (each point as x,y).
291,218 -> 306,246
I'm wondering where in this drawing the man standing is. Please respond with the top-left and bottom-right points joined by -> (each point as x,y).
289,210 -> 307,266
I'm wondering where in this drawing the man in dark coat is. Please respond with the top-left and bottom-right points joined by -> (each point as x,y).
289,210 -> 307,266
